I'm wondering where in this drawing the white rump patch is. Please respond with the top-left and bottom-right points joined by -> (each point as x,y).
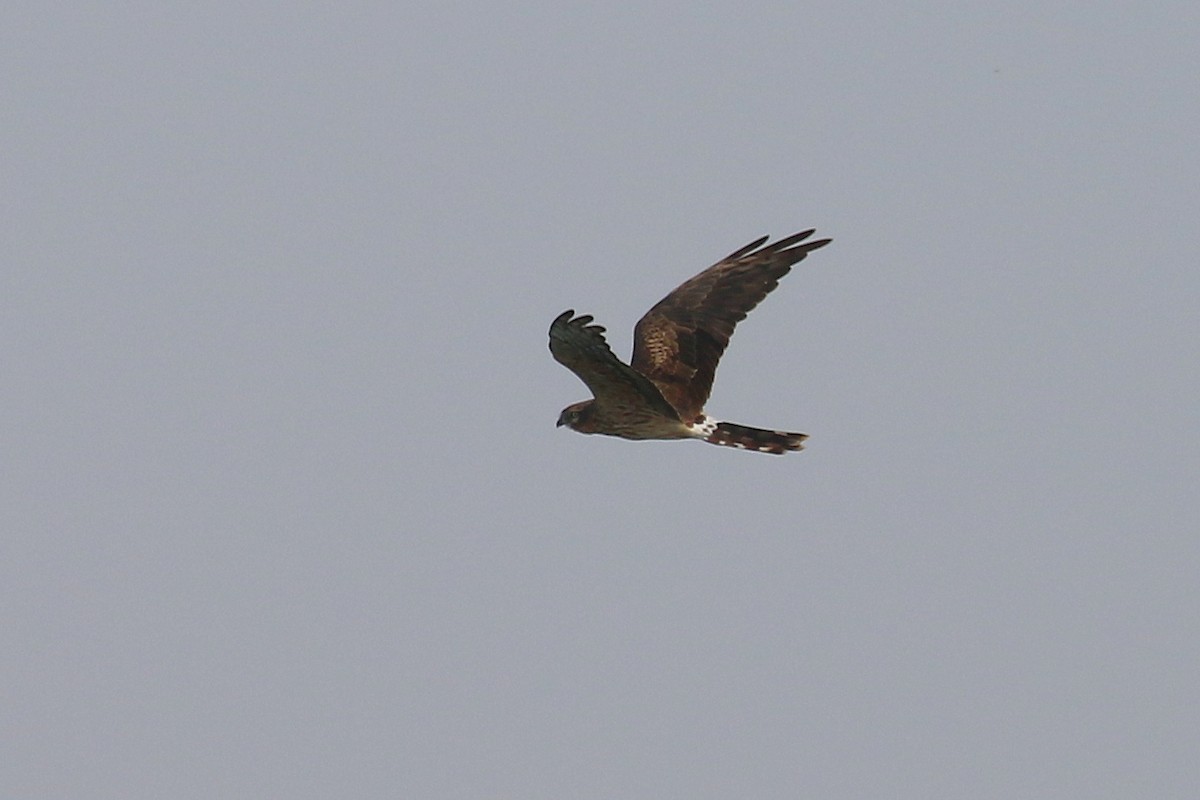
685,415 -> 719,439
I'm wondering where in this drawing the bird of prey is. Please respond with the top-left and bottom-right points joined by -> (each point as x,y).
549,229 -> 830,454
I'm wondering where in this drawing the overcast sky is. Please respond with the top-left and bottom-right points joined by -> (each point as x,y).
5,3 -> 1198,798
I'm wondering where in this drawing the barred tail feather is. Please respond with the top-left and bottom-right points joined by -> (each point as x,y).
706,421 -> 808,454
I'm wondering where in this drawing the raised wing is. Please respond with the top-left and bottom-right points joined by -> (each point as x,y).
630,230 -> 830,420
549,310 -> 680,419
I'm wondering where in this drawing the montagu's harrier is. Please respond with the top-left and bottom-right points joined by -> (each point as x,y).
549,229 -> 830,454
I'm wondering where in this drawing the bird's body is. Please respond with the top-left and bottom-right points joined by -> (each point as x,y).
549,229 -> 830,455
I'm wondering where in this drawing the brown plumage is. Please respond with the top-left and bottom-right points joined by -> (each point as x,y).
549,229 -> 830,454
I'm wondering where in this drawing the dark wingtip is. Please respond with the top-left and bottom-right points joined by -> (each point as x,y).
550,310 -> 576,335
550,309 -> 607,344
774,229 -> 829,247
774,230 -> 831,262
723,235 -> 772,261
729,229 -> 832,261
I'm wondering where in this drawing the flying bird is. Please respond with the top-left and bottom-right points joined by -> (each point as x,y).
549,229 -> 830,454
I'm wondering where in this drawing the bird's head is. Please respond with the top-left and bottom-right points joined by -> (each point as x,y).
556,400 -> 596,433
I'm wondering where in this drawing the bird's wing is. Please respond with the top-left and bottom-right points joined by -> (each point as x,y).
630,230 -> 830,420
549,310 -> 680,418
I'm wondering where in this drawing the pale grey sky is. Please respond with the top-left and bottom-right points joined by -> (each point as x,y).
4,3 -> 1198,798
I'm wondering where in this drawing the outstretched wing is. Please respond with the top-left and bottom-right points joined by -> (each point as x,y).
630,230 -> 831,420
549,310 -> 680,419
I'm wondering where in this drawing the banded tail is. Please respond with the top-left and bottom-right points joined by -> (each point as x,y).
688,417 -> 808,454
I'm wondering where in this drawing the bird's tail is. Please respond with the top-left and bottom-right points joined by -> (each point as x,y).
704,421 -> 808,454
